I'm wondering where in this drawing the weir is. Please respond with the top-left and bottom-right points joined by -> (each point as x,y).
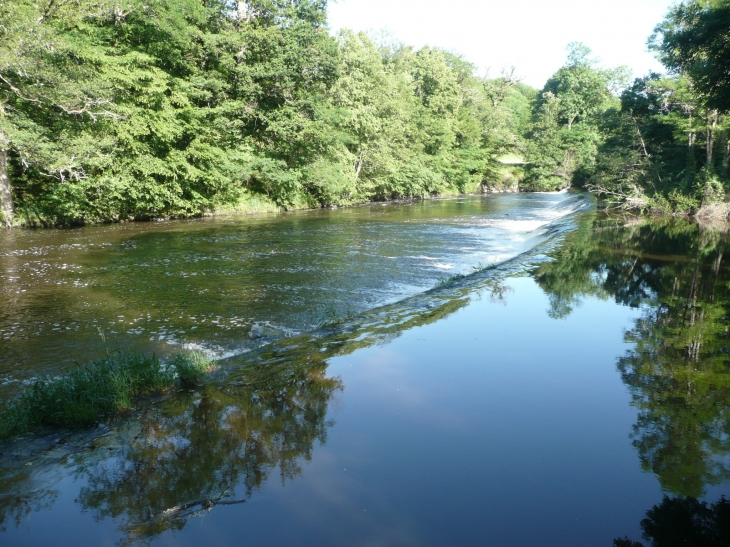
0,193 -> 591,395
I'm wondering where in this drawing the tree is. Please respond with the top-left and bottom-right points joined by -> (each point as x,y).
524,43 -> 620,190
651,0 -> 730,114
0,0 -> 534,225
650,0 -> 730,175
0,0 -> 120,226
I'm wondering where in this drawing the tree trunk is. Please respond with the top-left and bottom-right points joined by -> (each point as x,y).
355,149 -> 364,178
0,142 -> 13,227
706,110 -> 718,167
689,111 -> 694,151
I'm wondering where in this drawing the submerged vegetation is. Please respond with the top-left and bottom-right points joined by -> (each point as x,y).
0,350 -> 215,440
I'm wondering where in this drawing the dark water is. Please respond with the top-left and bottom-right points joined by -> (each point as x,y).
2,195 -> 730,546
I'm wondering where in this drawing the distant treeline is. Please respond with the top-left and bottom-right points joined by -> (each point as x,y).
1,0 -> 728,226
509,0 -> 730,216
0,0 -> 534,226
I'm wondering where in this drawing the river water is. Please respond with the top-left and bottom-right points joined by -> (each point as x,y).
1,193 -> 729,546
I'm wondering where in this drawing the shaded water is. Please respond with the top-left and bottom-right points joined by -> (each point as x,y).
2,195 -> 730,546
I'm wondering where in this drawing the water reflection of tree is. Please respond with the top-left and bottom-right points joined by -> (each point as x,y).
614,495 -> 730,547
536,214 -> 730,497
0,354 -> 342,545
1,262 -> 498,544
0,475 -> 59,532
78,359 -> 341,545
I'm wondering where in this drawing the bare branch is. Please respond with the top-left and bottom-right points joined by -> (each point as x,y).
158,489 -> 248,521
482,66 -> 523,107
38,0 -> 75,24
1,72 -> 125,121
0,73 -> 43,105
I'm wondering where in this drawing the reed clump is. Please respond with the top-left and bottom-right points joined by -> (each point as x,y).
0,350 -> 215,441
171,351 -> 217,387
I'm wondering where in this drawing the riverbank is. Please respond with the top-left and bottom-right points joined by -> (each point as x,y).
6,158 -> 530,229
7,186 -> 508,229
593,195 -> 730,226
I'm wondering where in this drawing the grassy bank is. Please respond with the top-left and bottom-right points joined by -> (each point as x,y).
209,191 -> 285,217
210,185 -> 491,219
0,351 -> 215,441
10,187 -> 487,228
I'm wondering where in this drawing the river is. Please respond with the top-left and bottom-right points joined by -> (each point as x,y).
1,193 -> 729,546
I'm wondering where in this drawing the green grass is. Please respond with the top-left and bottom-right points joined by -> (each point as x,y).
212,191 -> 283,216
471,262 -> 497,272
0,350 -> 216,441
436,264 -> 498,288
171,351 -> 216,387
436,273 -> 466,287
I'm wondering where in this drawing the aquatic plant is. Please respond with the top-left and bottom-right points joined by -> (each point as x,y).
472,262 -> 498,272
314,304 -> 357,328
436,273 -> 466,287
171,351 -> 216,388
0,351 -> 214,441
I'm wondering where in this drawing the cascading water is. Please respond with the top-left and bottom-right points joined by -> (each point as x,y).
0,192 -> 591,393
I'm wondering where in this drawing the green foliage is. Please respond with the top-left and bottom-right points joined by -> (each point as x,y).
585,2 -> 730,211
523,43 -> 621,191
0,2 -> 532,226
651,0 -> 730,113
171,351 -> 216,387
522,11 -> 730,211
3,1 -> 730,219
0,350 -> 215,440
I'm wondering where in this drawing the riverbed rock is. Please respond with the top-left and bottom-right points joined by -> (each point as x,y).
480,180 -> 520,193
248,323 -> 283,340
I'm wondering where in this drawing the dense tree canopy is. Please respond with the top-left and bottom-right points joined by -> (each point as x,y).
522,43 -> 625,191
2,0 -> 729,226
651,0 -> 730,113
586,0 -> 730,214
0,0 -> 531,226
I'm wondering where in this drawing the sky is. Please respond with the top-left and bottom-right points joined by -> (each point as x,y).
327,0 -> 678,89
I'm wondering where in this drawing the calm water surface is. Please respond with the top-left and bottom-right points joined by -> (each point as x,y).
1,194 -> 729,546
